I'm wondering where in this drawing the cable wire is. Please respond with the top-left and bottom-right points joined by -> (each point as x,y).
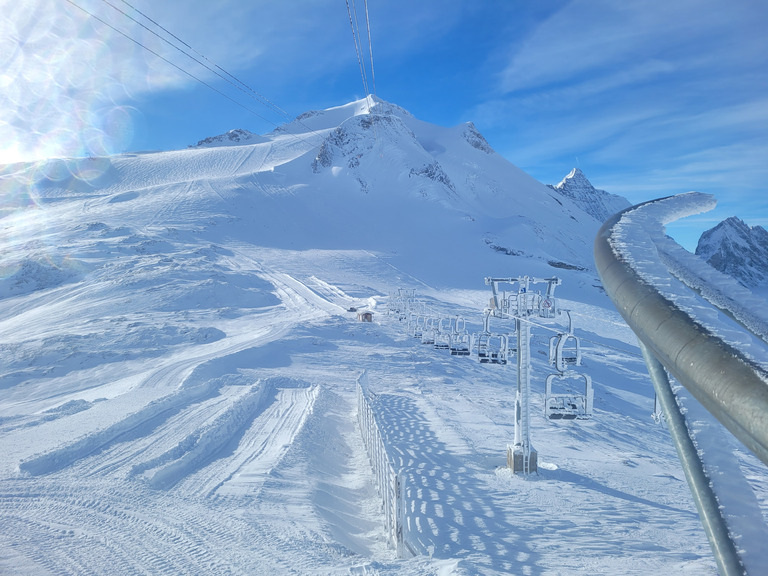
345,0 -> 370,101
66,0 -> 327,148
363,0 -> 376,97
116,0 -> 292,123
99,0 -> 288,130
65,0 -> 276,127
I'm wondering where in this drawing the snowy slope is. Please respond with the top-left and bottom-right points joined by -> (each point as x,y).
548,167 -> 631,224
1,96 -> 764,575
695,216 -> 768,294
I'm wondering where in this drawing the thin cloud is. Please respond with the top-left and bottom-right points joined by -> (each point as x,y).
498,0 -> 763,94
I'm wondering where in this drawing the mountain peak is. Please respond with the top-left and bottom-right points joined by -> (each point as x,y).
558,167 -> 589,187
274,95 -> 412,137
548,168 -> 630,223
721,215 -> 751,231
696,217 -> 768,289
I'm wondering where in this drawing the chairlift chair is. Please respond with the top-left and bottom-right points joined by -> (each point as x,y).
388,290 -> 406,318
474,332 -> 509,364
434,317 -> 451,350
450,332 -> 471,356
539,295 -> 556,318
449,316 -> 470,356
549,333 -> 582,372
544,372 -> 593,419
409,313 -> 425,339
548,310 -> 581,372
421,317 -> 437,345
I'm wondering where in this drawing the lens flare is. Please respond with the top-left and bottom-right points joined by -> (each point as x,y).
1,0 -> 145,165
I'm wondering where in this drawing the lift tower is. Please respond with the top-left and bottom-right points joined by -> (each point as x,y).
509,313 -> 536,474
484,276 -> 561,474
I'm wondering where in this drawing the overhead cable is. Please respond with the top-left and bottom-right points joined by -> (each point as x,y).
67,0 -> 326,147
363,0 -> 376,96
115,0 -> 292,123
345,0 -> 370,98
64,0 -> 276,127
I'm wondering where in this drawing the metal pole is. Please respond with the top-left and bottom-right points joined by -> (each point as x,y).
640,341 -> 744,576
512,316 -> 537,473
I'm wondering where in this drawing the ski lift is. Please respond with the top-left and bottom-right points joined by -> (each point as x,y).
485,276 -> 561,319
449,316 -> 471,356
408,313 -> 425,339
473,332 -> 510,364
434,317 -> 451,350
548,311 -> 582,372
421,317 -> 437,345
544,372 -> 593,419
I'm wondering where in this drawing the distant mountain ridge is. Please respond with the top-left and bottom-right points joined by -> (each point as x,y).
192,128 -> 267,148
695,216 -> 768,289
548,168 -> 631,223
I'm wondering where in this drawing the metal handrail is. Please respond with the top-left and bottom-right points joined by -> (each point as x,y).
594,196 -> 768,466
593,193 -> 768,576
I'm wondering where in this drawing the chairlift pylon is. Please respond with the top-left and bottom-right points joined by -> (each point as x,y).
485,276 -> 561,319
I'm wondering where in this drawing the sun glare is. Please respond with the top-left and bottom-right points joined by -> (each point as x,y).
1,1 -> 145,166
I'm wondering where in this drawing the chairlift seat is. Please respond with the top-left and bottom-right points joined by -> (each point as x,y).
544,372 -> 593,420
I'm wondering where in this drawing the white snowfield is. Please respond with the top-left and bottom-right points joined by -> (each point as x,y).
0,97 -> 765,574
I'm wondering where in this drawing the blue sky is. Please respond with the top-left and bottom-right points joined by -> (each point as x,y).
3,0 -> 767,249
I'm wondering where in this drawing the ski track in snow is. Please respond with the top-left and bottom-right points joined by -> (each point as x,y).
177,383 -> 319,499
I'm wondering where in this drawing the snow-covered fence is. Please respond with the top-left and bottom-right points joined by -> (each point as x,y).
356,371 -> 419,558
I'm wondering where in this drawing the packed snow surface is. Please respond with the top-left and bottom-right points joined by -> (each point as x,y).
1,98 -> 765,574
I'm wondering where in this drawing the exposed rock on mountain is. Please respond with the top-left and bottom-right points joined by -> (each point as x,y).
191,128 -> 267,148
695,216 -> 768,289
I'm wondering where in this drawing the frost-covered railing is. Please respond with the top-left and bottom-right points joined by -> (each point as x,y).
595,192 -> 768,465
356,372 -> 419,558
595,192 -> 768,576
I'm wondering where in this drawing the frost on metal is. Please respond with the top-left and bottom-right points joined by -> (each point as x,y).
607,192 -> 768,370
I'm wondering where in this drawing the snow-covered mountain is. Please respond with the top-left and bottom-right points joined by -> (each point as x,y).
695,216 -> 768,291
548,167 -> 631,224
181,96 -> 605,278
1,96 -> 766,575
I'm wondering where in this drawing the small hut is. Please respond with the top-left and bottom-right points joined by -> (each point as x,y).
357,311 -> 373,322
